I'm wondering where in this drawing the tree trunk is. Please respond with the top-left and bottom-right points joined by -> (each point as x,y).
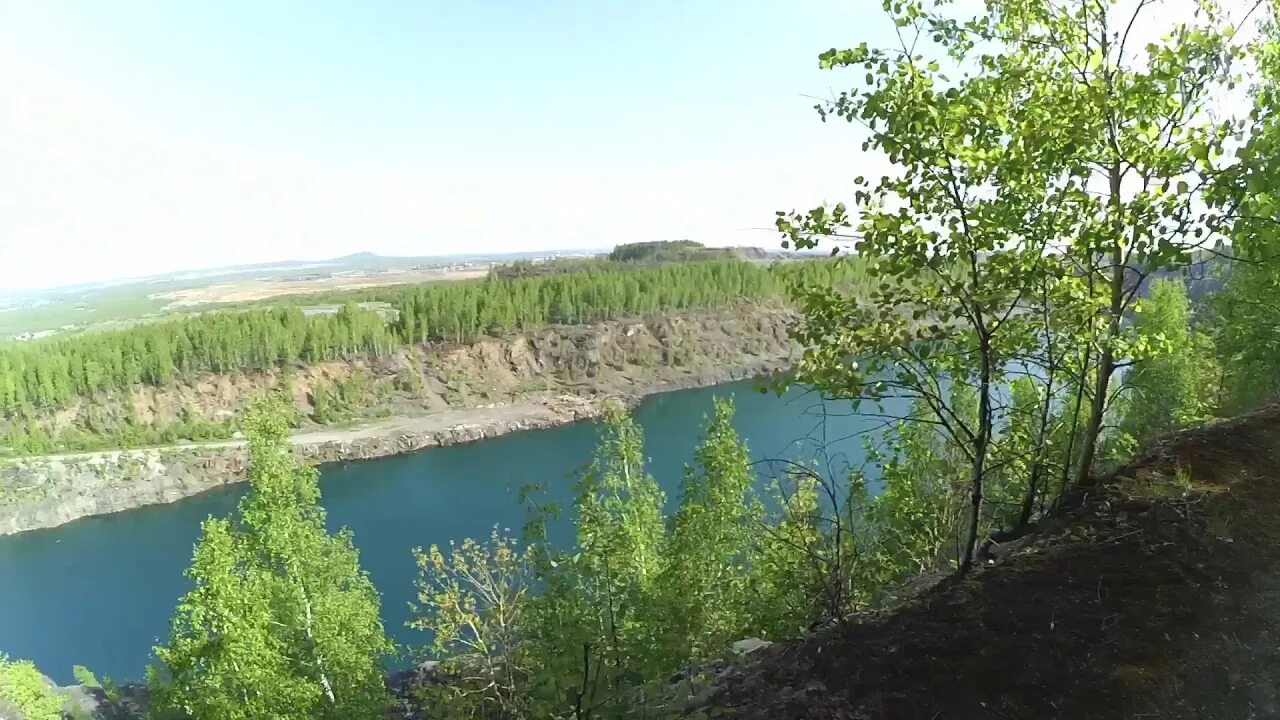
960,334 -> 993,574
301,589 -> 337,707
1073,162 -> 1126,489
1016,364 -> 1056,533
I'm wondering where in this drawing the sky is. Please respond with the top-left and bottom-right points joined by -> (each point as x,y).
0,1 -> 895,291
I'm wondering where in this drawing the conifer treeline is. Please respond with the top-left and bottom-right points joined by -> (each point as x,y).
0,259 -> 862,411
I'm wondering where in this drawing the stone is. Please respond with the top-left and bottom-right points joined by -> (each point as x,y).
731,637 -> 772,655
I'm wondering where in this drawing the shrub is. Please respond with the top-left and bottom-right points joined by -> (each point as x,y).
0,654 -> 63,720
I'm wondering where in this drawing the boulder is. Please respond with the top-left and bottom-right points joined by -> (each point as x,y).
731,638 -> 773,655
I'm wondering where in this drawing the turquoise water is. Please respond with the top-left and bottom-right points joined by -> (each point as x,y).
0,379 -> 889,684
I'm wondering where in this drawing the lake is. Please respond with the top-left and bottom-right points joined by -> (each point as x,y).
0,379 -> 891,684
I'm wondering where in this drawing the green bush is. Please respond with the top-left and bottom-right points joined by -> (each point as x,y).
71,664 -> 99,688
0,654 -> 63,720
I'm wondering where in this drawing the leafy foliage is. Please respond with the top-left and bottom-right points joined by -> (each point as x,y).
1122,279 -> 1218,445
655,400 -> 762,664
868,402 -> 968,578
0,653 -> 63,720
71,665 -> 99,689
776,0 -> 1252,569
148,396 -> 393,720
1209,10 -> 1280,415
519,400 -> 668,714
409,530 -> 533,720
404,397 -> 976,718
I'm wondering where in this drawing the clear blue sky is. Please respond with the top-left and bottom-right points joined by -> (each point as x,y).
1,1 -> 894,291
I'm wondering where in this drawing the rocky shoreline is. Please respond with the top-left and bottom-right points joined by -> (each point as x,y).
0,360 -> 789,537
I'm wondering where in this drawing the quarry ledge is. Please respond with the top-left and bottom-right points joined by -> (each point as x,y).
0,361 -> 789,537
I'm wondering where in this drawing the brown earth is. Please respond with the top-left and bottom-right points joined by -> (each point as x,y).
698,403 -> 1280,719
30,302 -> 795,437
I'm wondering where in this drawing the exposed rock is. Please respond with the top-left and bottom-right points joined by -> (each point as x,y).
0,305 -> 799,536
55,683 -> 100,719
731,638 -> 773,655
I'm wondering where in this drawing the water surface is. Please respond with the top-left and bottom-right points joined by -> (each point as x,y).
0,379 -> 891,683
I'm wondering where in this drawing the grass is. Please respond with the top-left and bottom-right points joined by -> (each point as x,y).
0,288 -> 169,337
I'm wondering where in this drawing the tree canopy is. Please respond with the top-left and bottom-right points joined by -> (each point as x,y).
148,396 -> 393,720
0,258 -> 863,414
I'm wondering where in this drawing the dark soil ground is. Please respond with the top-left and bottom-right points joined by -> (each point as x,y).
703,404 -> 1280,719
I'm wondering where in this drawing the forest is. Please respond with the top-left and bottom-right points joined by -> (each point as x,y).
5,0 -> 1280,718
0,258 -> 860,416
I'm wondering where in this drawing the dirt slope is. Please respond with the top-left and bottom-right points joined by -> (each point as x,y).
703,404 -> 1280,719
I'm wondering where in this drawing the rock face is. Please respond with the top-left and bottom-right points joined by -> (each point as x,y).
10,302 -> 796,438
0,305 -> 799,536
0,448 -> 246,536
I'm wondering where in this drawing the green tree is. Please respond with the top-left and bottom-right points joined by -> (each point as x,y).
1210,7 -> 1280,414
655,398 -> 761,666
867,401 -> 968,580
1122,278 -> 1216,445
408,530 -> 533,720
0,653 -> 63,720
1214,254 -> 1280,414
776,0 -> 1076,571
148,396 -> 392,720
71,665 -> 100,689
776,0 -> 1250,570
749,471 -> 828,639
573,401 -> 666,599
517,400 -> 668,716
955,0 -> 1248,488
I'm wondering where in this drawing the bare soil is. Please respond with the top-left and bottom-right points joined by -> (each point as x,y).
705,403 -> 1280,719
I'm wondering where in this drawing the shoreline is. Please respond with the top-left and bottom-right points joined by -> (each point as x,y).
0,362 -> 788,537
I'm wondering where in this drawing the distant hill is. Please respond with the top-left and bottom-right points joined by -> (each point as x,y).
7,249 -> 613,299
607,240 -> 791,264
1138,248 -> 1230,306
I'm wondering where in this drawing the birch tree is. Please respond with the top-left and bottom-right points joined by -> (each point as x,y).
778,0 -> 1253,569
149,396 -> 392,720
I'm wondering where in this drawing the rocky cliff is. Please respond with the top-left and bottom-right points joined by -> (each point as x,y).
0,304 -> 797,536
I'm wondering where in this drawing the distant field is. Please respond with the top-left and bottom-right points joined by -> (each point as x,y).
153,266 -> 491,307
0,250 -> 604,340
0,288 -> 171,338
